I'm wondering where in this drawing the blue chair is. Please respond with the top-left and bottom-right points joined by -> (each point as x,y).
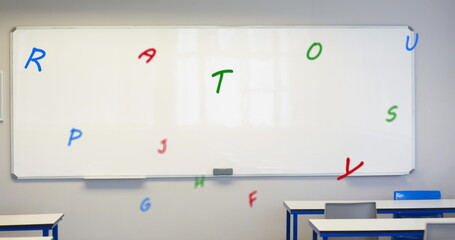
392,190 -> 443,240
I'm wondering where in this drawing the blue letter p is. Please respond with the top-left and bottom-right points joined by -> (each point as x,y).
68,128 -> 83,147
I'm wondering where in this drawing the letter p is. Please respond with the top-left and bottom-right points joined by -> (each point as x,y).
24,47 -> 47,72
68,128 -> 83,147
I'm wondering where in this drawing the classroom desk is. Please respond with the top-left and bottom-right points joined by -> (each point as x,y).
284,199 -> 455,240
0,214 -> 63,240
309,218 -> 455,240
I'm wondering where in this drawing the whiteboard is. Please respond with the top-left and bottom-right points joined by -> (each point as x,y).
11,26 -> 415,179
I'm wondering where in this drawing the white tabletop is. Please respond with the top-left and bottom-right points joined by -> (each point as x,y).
0,214 -> 64,228
284,199 -> 455,212
309,218 -> 455,234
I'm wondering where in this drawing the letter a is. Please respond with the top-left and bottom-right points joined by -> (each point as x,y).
24,47 -> 46,72
138,48 -> 157,63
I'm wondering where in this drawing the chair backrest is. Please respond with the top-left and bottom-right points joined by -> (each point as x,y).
325,202 -> 378,240
395,191 -> 442,200
394,190 -> 443,219
424,223 -> 455,240
325,202 -> 377,219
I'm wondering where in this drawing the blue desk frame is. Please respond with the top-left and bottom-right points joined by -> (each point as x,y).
0,225 -> 59,239
285,201 -> 455,240
311,229 -> 423,240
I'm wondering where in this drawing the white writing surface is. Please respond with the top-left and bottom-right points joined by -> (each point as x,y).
11,26 -> 415,179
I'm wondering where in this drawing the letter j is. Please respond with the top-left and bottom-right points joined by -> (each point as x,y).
68,128 -> 83,147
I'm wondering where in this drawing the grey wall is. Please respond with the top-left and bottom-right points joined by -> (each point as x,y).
1,1 -> 454,240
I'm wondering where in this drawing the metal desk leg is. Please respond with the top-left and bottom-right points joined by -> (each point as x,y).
313,230 -> 317,240
43,229 -> 49,237
293,214 -> 298,240
53,225 -> 59,240
286,211 -> 290,240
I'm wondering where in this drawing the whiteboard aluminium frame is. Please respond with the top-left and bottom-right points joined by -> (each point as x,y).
9,26 -> 416,179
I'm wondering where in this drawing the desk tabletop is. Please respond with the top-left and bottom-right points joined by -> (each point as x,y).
284,199 -> 455,212
309,218 -> 455,234
0,213 -> 64,228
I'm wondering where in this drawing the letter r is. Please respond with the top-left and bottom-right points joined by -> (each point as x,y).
24,47 -> 46,72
